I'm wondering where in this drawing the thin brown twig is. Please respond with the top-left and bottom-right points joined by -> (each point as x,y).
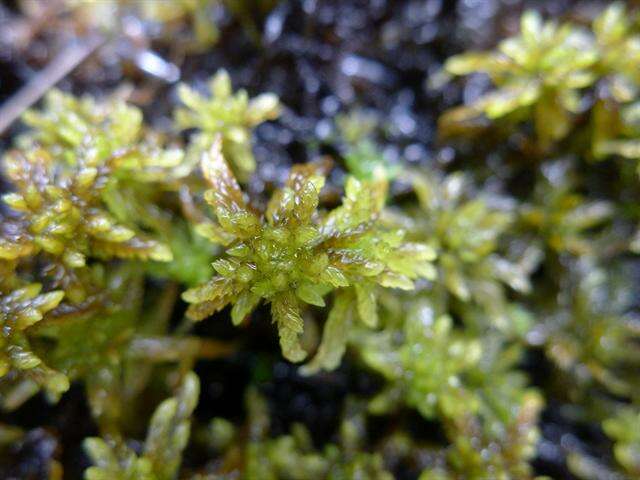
0,34 -> 105,136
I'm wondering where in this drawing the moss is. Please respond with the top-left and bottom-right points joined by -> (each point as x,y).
204,390 -> 394,479
84,372 -> 200,480
181,137 -> 435,364
0,280 -> 67,395
440,3 -> 640,155
175,70 -> 281,181
1,3 -> 640,479
441,10 -> 597,147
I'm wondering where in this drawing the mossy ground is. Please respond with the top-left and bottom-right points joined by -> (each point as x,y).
1,1 -> 639,479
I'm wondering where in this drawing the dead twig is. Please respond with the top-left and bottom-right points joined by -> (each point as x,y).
0,34 -> 105,136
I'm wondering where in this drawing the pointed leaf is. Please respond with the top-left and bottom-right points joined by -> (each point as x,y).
271,292 -> 306,362
301,291 -> 353,375
355,283 -> 379,328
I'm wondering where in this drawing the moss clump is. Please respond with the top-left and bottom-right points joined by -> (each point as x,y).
175,69 -> 281,180
0,280 -> 67,395
441,10 -> 597,147
1,94 -> 177,301
182,137 -> 435,364
84,372 -> 199,480
206,390 -> 394,479
440,3 -> 640,156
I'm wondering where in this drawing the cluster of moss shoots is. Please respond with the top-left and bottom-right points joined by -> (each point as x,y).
1,3 -> 640,479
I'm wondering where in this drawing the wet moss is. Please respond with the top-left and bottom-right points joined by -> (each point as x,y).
0,1 -> 639,479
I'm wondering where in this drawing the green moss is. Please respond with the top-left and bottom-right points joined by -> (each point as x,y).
182,137 -> 436,364
66,0 -> 220,50
2,5 -> 640,477
0,280 -> 67,395
175,69 -> 280,180
603,408 -> 640,476
440,3 -> 640,154
442,10 -> 596,147
520,161 -> 613,256
356,298 -> 542,479
334,110 -> 398,181
205,389 -> 394,479
84,372 -> 199,480
408,170 -> 539,333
